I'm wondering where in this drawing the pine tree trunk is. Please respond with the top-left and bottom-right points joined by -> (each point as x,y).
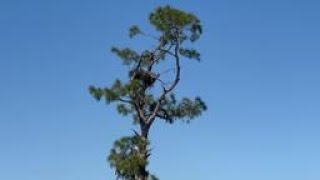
138,123 -> 150,180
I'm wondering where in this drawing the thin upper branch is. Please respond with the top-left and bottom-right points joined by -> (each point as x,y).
158,48 -> 175,57
140,31 -> 160,41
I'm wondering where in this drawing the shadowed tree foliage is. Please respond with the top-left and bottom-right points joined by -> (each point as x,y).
89,5 -> 206,180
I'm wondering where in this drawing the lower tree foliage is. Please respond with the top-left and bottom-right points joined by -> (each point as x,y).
89,5 -> 206,180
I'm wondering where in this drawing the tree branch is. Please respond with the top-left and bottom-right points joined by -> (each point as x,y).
158,48 -> 175,57
117,98 -> 133,104
155,108 -> 173,123
133,100 -> 147,124
147,39 -> 181,125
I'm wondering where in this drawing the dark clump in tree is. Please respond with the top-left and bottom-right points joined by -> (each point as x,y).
89,5 -> 207,180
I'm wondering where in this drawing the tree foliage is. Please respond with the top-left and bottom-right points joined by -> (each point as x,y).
89,5 -> 206,180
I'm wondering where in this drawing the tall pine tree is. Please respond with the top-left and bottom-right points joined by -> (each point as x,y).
89,6 -> 207,180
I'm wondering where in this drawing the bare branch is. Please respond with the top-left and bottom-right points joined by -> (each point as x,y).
158,48 -> 175,57
131,129 -> 140,136
147,39 -> 181,125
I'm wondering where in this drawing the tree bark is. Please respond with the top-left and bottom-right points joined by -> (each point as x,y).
138,123 -> 151,180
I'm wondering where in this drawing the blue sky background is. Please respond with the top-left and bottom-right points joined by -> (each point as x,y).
1,0 -> 320,179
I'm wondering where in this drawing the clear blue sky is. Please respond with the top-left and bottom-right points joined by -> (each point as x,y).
1,0 -> 320,179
